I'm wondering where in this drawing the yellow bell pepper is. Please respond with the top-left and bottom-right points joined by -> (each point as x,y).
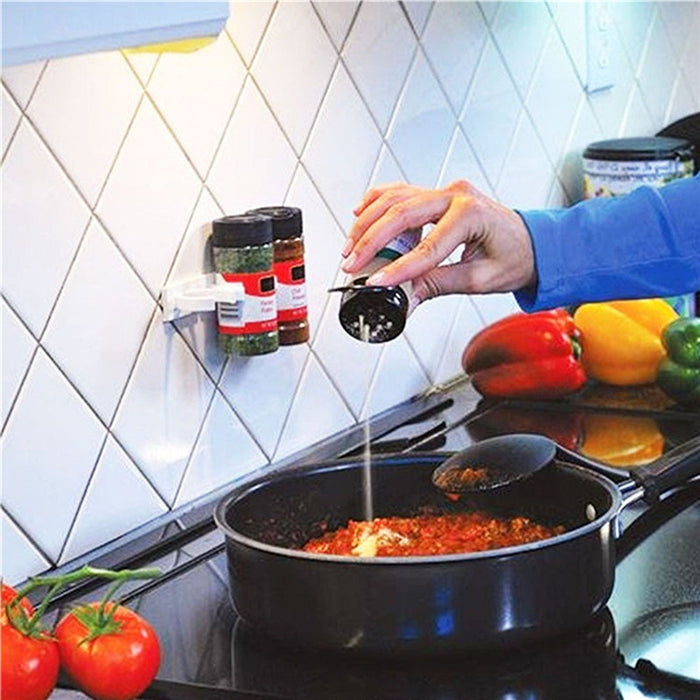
573,299 -> 678,386
580,414 -> 664,467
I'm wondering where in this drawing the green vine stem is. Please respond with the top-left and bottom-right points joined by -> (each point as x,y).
5,565 -> 161,637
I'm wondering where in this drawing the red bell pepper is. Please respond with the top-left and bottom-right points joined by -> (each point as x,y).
462,309 -> 587,399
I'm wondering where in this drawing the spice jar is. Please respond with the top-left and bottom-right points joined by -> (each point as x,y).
211,214 -> 278,356
247,206 -> 309,345
583,136 -> 696,316
337,228 -> 421,343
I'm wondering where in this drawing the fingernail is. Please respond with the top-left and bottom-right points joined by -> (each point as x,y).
341,239 -> 353,257
341,252 -> 357,272
408,294 -> 422,314
366,270 -> 385,286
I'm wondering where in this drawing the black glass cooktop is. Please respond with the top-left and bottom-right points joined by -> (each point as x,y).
47,379 -> 699,700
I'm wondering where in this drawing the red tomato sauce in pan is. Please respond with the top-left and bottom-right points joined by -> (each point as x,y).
302,512 -> 565,557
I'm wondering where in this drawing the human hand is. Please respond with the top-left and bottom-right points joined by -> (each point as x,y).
341,180 -> 537,304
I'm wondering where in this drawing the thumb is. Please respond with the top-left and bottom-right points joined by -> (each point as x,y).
412,259 -> 491,302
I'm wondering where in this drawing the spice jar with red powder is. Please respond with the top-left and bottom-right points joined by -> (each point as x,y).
248,206 -> 309,345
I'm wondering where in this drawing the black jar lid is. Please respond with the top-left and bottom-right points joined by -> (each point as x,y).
583,136 -> 694,161
247,206 -> 302,240
212,214 -> 273,248
338,280 -> 408,343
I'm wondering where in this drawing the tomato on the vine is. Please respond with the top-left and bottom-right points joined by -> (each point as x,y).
1,583 -> 60,700
55,602 -> 160,700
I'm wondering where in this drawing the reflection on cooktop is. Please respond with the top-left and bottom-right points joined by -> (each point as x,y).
465,403 -> 700,473
231,610 -> 618,700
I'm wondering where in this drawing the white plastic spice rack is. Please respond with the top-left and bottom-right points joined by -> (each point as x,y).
161,273 -> 244,322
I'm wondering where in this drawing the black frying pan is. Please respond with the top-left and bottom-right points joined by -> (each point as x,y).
214,436 -> 700,653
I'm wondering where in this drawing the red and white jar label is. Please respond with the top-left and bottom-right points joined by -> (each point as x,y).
218,271 -> 277,335
274,258 -> 307,322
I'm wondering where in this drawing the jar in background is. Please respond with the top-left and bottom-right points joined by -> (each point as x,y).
211,214 -> 279,356
582,136 -> 696,316
337,228 -> 421,343
248,206 -> 309,345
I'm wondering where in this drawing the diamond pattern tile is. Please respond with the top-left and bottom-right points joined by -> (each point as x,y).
253,1 -> 337,154
112,314 -> 216,506
636,12 -> 681,126
421,1 -> 488,115
219,344 -> 309,458
274,353 -> 354,460
175,392 -> 266,507
2,0 -> 699,584
361,335 -> 429,420
2,348 -> 106,561
614,1 -> 656,72
1,299 -> 35,427
43,218 -> 155,423
1,60 -> 45,109
387,50 -> 454,186
2,119 -> 91,336
96,98 -> 202,296
60,436 -> 167,564
586,12 -> 637,138
303,63 -> 382,231
525,26 -> 582,170
2,85 -> 21,157
208,77 -> 297,215
549,1 -> 587,88
148,31 -> 246,178
460,37 -> 521,188
1,511 -> 50,586
492,1 -> 552,98
342,1 -> 415,134
314,1 -> 359,50
405,294 -> 461,383
402,1 -> 433,37
497,112 -> 555,209
226,1 -> 276,67
27,50 -> 142,206
439,128 -> 492,196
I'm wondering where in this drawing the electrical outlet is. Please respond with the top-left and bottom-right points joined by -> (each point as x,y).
585,1 -> 615,93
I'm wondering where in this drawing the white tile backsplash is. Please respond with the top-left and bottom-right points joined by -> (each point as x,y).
43,218 -> 155,423
1,85 -> 21,157
148,28 -> 247,179
343,1 -> 416,134
2,119 -> 91,336
1,300 -> 36,427
27,51 -> 143,206
2,348 -> 107,560
2,0 -> 699,585
253,1 -> 337,153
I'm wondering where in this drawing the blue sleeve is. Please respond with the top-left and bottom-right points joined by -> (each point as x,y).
514,175 -> 700,311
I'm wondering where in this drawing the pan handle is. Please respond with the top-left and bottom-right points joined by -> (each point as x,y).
629,434 -> 700,505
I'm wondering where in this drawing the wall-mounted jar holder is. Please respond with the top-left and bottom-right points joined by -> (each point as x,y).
161,273 -> 244,322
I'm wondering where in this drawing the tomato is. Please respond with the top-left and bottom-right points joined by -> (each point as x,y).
1,584 -> 60,700
55,602 -> 160,700
1,582 -> 34,622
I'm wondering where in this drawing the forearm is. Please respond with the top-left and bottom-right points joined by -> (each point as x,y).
515,175 -> 700,311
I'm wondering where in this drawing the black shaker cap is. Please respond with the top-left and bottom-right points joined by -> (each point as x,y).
338,280 -> 408,343
583,136 -> 694,162
247,206 -> 303,240
212,214 -> 273,248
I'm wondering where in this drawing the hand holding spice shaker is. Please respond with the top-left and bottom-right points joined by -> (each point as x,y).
247,206 -> 309,345
334,228 -> 421,343
211,214 -> 279,356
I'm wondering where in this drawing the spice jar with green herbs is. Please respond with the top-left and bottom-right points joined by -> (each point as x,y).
248,206 -> 309,345
211,214 -> 278,356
